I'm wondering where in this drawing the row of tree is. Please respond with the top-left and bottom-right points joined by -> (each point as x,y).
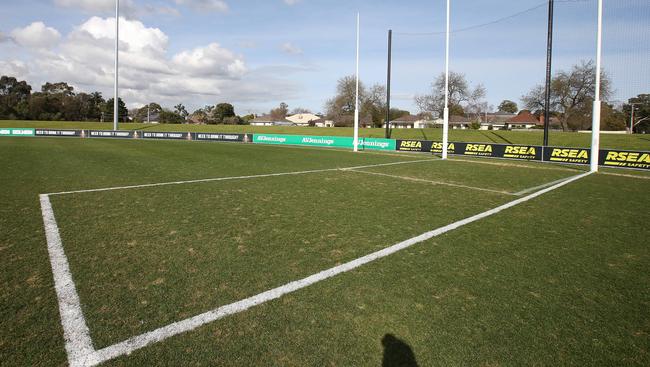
2,61 -> 648,132
322,60 -> 645,132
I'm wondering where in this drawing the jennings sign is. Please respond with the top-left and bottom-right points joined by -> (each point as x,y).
253,134 -> 395,151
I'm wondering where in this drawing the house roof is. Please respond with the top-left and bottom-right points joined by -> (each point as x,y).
449,115 -> 472,124
392,115 -> 420,123
250,115 -> 293,123
508,111 -> 539,124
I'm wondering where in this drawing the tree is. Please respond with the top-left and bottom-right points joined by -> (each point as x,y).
270,102 -> 289,120
414,71 -> 486,118
623,94 -> 650,133
325,75 -> 388,127
213,103 -> 235,123
290,107 -> 312,115
102,98 -> 129,122
174,103 -> 189,120
522,60 -> 611,131
42,82 -> 75,96
0,76 -> 32,119
498,100 -> 518,113
159,110 -> 184,124
134,103 -> 162,122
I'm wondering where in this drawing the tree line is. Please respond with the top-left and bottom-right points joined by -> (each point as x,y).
2,60 -> 648,132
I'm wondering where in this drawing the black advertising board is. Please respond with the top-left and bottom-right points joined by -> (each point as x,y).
88,130 -> 136,139
542,146 -> 591,165
35,129 -> 85,137
396,140 -> 541,161
141,131 -> 193,140
195,133 -> 252,143
599,149 -> 650,170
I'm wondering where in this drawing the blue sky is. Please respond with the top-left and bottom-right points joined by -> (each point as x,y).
1,0 -> 648,115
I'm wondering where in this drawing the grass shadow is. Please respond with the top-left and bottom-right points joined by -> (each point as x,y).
381,334 -> 419,367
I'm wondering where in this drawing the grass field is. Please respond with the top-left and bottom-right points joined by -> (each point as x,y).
1,137 -> 649,366
2,119 -> 649,150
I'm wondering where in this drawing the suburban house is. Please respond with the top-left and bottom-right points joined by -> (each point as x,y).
249,115 -> 296,126
449,115 -> 474,129
480,111 -> 515,130
286,113 -> 321,126
505,111 -> 540,129
384,115 -> 437,129
311,118 -> 335,128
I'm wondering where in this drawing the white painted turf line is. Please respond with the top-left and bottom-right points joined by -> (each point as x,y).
346,169 -> 516,196
40,195 -> 100,367
82,171 -> 590,366
45,159 -> 438,196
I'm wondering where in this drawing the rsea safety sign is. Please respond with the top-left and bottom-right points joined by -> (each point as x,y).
397,140 -> 541,161
600,149 -> 650,169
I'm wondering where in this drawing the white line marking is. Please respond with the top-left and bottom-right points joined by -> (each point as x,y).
450,157 -> 580,172
601,172 -> 650,180
85,171 -> 591,366
45,159 -> 438,196
512,175 -> 579,196
346,169 -> 515,196
40,194 -> 99,367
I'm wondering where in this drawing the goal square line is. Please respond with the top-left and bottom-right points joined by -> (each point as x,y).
39,161 -> 590,366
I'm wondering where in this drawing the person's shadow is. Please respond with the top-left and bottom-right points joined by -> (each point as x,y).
381,334 -> 419,367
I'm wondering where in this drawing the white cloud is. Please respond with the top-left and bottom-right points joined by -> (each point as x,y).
284,0 -> 301,5
172,43 -> 246,78
281,42 -> 303,55
10,22 -> 61,49
174,0 -> 229,12
6,16 -> 299,109
0,60 -> 29,78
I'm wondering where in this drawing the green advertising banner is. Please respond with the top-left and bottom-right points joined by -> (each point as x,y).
252,134 -> 396,151
0,128 -> 35,137
358,138 -> 396,151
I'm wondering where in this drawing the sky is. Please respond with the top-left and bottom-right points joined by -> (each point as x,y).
0,0 -> 648,115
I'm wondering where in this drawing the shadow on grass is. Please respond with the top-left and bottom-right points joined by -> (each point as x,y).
381,334 -> 419,367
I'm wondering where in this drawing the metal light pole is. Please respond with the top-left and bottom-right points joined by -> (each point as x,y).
590,0 -> 603,173
543,0 -> 554,147
113,0 -> 119,131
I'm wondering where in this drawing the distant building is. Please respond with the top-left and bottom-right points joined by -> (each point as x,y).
249,115 -> 296,126
286,113 -> 321,126
505,111 -> 539,130
384,115 -> 437,129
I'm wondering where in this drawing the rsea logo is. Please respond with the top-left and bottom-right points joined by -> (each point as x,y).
400,141 -> 421,149
431,142 -> 455,150
505,146 -> 536,155
605,151 -> 650,164
465,144 -> 492,152
551,149 -> 588,159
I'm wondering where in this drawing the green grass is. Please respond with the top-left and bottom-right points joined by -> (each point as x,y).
1,137 -> 648,366
2,119 -> 649,150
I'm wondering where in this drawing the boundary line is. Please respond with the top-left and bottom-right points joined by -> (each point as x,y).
40,168 -> 591,366
601,171 -> 650,180
40,195 -> 100,367
45,159 -> 438,196
345,169 -> 516,196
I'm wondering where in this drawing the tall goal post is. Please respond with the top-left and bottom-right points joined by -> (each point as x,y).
442,0 -> 451,160
590,0 -> 603,172
353,13 -> 360,152
113,0 -> 119,131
